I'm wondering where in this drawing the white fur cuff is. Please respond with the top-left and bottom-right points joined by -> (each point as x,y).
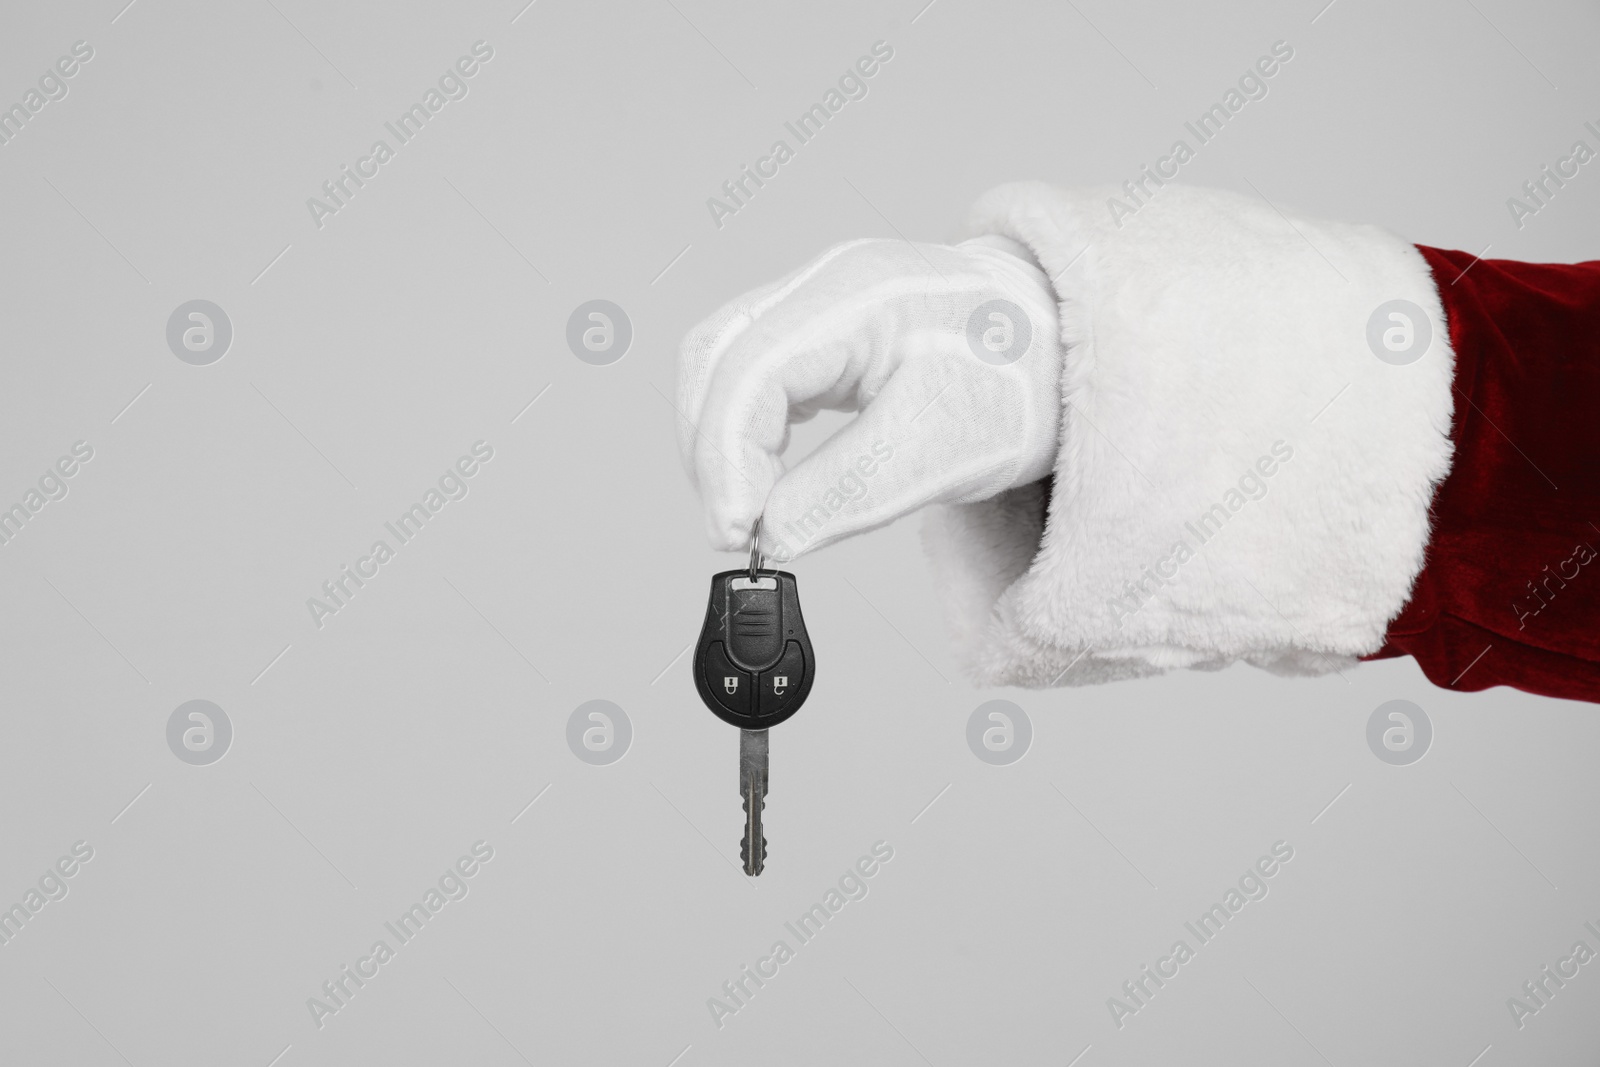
925,182 -> 1456,688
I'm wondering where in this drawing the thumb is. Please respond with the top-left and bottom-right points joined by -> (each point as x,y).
760,354 -> 1033,561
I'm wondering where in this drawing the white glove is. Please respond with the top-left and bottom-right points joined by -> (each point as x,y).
675,235 -> 1063,561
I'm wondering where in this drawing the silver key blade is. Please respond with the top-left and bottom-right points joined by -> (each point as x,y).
740,728 -> 768,876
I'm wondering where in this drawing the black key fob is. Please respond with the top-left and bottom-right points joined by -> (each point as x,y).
694,569 -> 814,729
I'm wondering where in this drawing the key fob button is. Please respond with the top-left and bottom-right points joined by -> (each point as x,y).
703,642 -> 753,717
758,642 -> 807,718
728,585 -> 783,670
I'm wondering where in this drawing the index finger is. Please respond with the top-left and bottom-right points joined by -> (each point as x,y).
674,240 -> 876,490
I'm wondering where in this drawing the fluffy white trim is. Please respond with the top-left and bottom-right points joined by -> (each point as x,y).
924,182 -> 1456,688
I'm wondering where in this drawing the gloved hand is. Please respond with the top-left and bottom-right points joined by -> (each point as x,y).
675,236 -> 1063,561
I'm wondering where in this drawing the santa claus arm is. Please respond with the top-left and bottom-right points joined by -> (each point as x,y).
1366,247 -> 1600,703
929,182 -> 1600,702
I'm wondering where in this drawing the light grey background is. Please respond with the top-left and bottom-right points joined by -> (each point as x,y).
1,0 -> 1598,1064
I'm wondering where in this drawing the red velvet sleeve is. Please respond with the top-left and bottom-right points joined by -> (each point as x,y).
1368,246 -> 1600,703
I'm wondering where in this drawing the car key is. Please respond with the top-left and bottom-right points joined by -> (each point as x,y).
693,519 -> 814,875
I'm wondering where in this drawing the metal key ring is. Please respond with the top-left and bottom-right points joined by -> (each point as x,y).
748,516 -> 764,580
